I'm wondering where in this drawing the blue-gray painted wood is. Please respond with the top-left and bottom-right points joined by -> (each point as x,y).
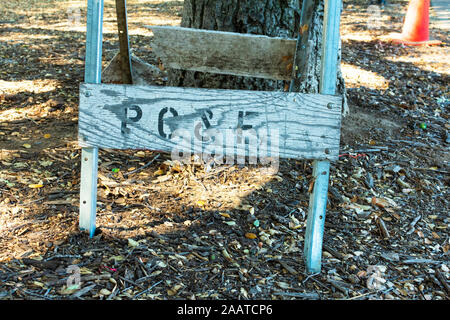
304,0 -> 342,274
78,83 -> 342,161
79,0 -> 104,238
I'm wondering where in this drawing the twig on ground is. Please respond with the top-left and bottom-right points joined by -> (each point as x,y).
401,259 -> 442,265
272,291 -> 319,299
123,154 -> 160,177
118,275 -> 145,290
406,214 -> 421,234
376,216 -> 390,239
326,279 -> 349,295
435,269 -> 450,294
133,280 -> 163,298
69,284 -> 96,299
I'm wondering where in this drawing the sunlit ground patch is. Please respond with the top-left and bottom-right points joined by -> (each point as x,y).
340,63 -> 390,90
384,51 -> 450,76
0,79 -> 61,95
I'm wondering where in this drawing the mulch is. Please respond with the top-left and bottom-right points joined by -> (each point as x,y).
0,0 -> 448,300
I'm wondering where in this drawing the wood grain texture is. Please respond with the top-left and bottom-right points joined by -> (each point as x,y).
147,26 -> 297,81
79,83 -> 342,161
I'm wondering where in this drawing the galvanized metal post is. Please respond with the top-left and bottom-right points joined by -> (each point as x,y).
304,0 -> 342,273
79,0 -> 104,237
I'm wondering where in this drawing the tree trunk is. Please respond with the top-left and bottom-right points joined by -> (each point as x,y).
168,0 -> 347,114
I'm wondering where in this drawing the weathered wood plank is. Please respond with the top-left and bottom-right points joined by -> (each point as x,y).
79,83 -> 341,161
146,26 -> 297,81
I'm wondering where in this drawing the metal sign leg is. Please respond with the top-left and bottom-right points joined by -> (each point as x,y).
79,147 -> 99,237
79,0 -> 104,237
304,160 -> 330,273
304,0 -> 342,273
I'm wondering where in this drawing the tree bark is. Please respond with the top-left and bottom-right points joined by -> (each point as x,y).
168,0 -> 348,114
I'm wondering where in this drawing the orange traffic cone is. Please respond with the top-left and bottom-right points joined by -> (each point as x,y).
388,0 -> 441,46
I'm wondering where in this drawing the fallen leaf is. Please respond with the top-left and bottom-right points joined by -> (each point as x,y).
60,284 -> 79,295
276,281 -> 290,289
128,238 -> 139,247
79,267 -> 93,275
28,184 -> 43,188
343,202 -> 372,214
39,160 -> 53,167
33,281 -> 45,288
167,284 -> 183,296
357,270 -> 367,278
238,204 -> 253,211
110,255 -> 125,262
152,175 -> 171,183
196,200 -> 206,207
222,249 -> 232,261
99,288 -> 112,296
245,233 -> 257,239
371,197 -> 398,209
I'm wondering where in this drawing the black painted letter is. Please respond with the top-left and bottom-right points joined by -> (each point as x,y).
158,107 -> 178,139
121,105 -> 142,135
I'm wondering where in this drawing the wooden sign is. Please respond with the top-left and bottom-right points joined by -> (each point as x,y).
79,83 -> 342,161
147,26 -> 297,80
79,0 -> 343,276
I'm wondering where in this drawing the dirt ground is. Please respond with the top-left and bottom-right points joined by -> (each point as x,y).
0,0 -> 448,300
